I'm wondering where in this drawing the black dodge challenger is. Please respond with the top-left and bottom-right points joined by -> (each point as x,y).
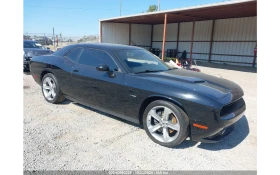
30,43 -> 246,147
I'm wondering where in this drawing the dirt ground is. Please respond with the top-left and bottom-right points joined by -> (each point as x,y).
23,64 -> 257,171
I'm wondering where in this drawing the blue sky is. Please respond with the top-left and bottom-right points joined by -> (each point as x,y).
24,0 -> 227,36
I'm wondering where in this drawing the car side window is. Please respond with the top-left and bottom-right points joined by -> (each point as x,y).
78,48 -> 118,70
24,42 -> 31,48
65,47 -> 84,62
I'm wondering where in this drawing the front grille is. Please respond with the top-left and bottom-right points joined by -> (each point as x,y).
220,98 -> 245,117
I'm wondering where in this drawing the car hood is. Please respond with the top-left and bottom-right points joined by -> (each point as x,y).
24,48 -> 53,56
134,69 -> 244,102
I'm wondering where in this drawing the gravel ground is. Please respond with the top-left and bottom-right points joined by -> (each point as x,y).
23,65 -> 257,171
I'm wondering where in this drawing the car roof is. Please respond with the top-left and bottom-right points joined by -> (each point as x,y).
75,43 -> 141,51
24,40 -> 37,43
53,43 -> 145,57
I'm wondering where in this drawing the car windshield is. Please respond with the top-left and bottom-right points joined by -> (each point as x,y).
115,49 -> 171,73
24,41 -> 45,49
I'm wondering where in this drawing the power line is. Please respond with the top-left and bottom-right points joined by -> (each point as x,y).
25,6 -> 139,12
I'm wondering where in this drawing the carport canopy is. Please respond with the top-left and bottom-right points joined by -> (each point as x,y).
100,0 -> 257,64
101,0 -> 256,24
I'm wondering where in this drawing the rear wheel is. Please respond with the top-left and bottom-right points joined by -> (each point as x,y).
41,73 -> 65,104
143,100 -> 189,147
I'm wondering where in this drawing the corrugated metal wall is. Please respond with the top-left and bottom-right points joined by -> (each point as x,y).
102,22 -> 152,49
150,17 -> 256,66
194,20 -> 213,41
179,22 -> 192,41
102,23 -> 129,45
101,16 -> 257,67
211,16 -> 257,66
152,21 -> 213,60
153,24 -> 179,41
152,23 -> 178,51
152,24 -> 163,41
153,42 -> 177,51
131,24 -> 152,49
177,21 -> 213,61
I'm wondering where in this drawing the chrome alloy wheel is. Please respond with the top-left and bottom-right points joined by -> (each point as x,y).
42,77 -> 56,101
146,106 -> 180,143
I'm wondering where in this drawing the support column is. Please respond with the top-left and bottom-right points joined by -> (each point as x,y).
176,23 -> 180,57
189,19 -> 195,66
129,23 -> 131,45
161,14 -> 167,61
100,22 -> 102,43
253,44 -> 257,67
150,24 -> 154,48
208,20 -> 215,62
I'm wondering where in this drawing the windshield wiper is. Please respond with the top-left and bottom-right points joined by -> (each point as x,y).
134,70 -> 165,74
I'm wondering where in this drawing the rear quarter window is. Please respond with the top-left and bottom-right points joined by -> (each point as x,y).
52,45 -> 77,56
64,47 -> 84,62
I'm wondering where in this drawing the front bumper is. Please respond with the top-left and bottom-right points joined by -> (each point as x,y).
198,123 -> 236,143
190,103 -> 245,143
23,60 -> 30,70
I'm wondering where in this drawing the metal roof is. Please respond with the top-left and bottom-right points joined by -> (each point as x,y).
100,0 -> 257,24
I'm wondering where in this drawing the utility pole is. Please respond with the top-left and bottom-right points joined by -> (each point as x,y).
44,33 -> 46,45
158,0 -> 160,11
56,35 -> 58,47
120,0 -> 122,16
60,33 -> 62,46
53,28 -> 55,50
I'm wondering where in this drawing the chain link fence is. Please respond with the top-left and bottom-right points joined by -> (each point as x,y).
23,33 -> 100,50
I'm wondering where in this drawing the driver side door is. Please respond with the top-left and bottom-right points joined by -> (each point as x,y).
71,47 -> 129,118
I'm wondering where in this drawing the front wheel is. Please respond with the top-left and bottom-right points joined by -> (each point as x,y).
143,100 -> 189,148
41,73 -> 65,104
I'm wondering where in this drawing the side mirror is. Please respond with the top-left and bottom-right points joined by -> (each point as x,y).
46,47 -> 50,50
96,64 -> 116,78
96,64 -> 109,71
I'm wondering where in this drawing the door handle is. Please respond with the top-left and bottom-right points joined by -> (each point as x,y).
73,69 -> 79,72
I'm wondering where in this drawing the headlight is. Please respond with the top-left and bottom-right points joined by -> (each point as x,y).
26,51 -> 34,57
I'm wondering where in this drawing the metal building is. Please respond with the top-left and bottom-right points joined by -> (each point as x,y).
100,0 -> 257,67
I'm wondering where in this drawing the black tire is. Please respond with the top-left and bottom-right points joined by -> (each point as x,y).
41,73 -> 65,104
143,100 -> 189,148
